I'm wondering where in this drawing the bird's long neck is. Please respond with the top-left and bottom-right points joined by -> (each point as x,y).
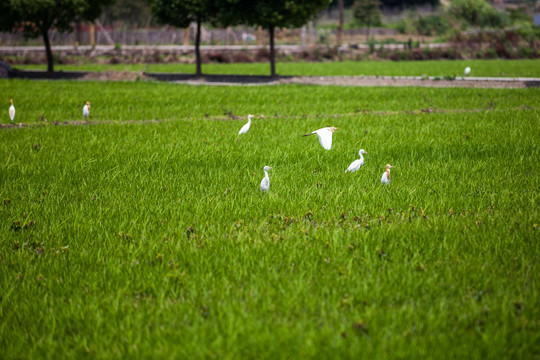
386,169 -> 390,180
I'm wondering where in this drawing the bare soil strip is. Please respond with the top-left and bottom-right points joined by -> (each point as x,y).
1,106 -> 536,130
9,70 -> 540,88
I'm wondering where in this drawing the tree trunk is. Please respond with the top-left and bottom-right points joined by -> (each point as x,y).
269,24 -> 276,78
42,28 -> 54,73
195,18 -> 202,76
75,20 -> 82,45
337,0 -> 344,46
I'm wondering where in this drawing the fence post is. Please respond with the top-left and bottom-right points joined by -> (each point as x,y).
257,26 -> 263,46
183,26 -> 190,46
89,23 -> 96,46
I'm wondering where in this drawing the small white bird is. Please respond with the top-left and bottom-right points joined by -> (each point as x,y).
464,67 -> 471,76
83,101 -> 91,120
345,149 -> 367,173
302,126 -> 340,150
260,166 -> 272,193
381,164 -> 394,184
238,114 -> 254,135
9,99 -> 15,121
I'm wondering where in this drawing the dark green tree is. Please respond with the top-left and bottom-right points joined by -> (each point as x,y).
103,0 -> 151,27
221,0 -> 331,77
0,0 -> 113,73
149,0 -> 219,76
352,0 -> 382,42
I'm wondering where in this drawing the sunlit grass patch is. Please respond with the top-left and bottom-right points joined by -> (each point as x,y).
0,80 -> 538,358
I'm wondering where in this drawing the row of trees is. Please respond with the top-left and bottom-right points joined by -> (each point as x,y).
0,0 -> 113,73
147,0 -> 332,77
0,0 -> 331,76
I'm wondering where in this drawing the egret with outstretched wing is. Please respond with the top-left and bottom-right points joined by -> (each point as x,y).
303,127 -> 340,150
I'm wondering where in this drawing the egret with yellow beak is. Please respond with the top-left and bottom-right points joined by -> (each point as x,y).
9,99 -> 15,122
345,149 -> 367,173
83,101 -> 91,120
302,126 -> 340,150
381,164 -> 394,184
238,114 -> 254,135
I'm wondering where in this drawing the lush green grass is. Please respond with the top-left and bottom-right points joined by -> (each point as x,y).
15,59 -> 540,77
2,79 -> 539,124
1,80 -> 539,358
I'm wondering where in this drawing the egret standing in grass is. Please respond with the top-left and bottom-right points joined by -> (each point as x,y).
238,114 -> 254,135
83,101 -> 91,120
9,99 -> 15,122
464,67 -> 471,76
345,149 -> 367,173
381,164 -> 394,184
302,126 -> 340,150
260,166 -> 272,193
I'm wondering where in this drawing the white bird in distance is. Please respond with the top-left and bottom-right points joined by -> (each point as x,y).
345,149 -> 367,173
9,99 -> 15,121
83,101 -> 91,120
260,166 -> 272,193
381,164 -> 394,184
302,126 -> 340,150
239,114 -> 261,135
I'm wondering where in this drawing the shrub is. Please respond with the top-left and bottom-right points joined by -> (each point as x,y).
483,47 -> 498,59
391,19 -> 409,34
449,0 -> 509,28
415,15 -> 448,36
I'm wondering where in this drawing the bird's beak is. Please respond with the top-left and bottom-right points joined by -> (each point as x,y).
269,167 -> 273,170
364,151 -> 368,154
259,115 -> 265,119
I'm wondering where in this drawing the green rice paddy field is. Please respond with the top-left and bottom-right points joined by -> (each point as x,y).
16,58 -> 540,77
0,79 -> 539,358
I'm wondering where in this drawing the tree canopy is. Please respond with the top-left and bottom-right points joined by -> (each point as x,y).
149,0 -> 220,76
0,0 -> 112,72
221,0 -> 331,77
353,0 -> 382,41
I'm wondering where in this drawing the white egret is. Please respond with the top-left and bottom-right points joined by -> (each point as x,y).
345,149 -> 367,173
464,67 -> 471,76
83,101 -> 91,120
381,164 -> 394,184
303,126 -> 340,150
9,99 -> 15,121
260,166 -> 272,193
238,114 -> 254,135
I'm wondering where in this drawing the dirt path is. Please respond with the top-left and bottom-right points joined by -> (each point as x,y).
8,70 -> 540,88
278,76 -> 540,88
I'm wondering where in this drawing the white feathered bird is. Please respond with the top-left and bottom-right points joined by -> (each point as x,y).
9,99 -> 15,121
83,101 -> 91,120
260,166 -> 272,193
345,149 -> 367,173
238,114 -> 254,135
302,126 -> 340,150
381,164 -> 394,184
464,67 -> 471,75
